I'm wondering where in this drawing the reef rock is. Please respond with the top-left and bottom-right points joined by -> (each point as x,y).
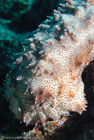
5,0 -> 94,138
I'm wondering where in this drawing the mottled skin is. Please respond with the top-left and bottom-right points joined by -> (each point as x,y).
5,0 -> 94,138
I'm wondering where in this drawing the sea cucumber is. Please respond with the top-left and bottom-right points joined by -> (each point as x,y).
5,0 -> 94,138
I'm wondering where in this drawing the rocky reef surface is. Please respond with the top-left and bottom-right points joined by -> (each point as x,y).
1,0 -> 94,140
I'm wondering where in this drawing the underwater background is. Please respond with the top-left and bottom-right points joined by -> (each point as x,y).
0,0 -> 94,140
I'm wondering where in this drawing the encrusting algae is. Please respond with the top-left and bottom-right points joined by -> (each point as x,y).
5,0 -> 94,139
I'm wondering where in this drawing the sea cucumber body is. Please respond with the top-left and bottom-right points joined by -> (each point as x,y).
5,0 -> 94,136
